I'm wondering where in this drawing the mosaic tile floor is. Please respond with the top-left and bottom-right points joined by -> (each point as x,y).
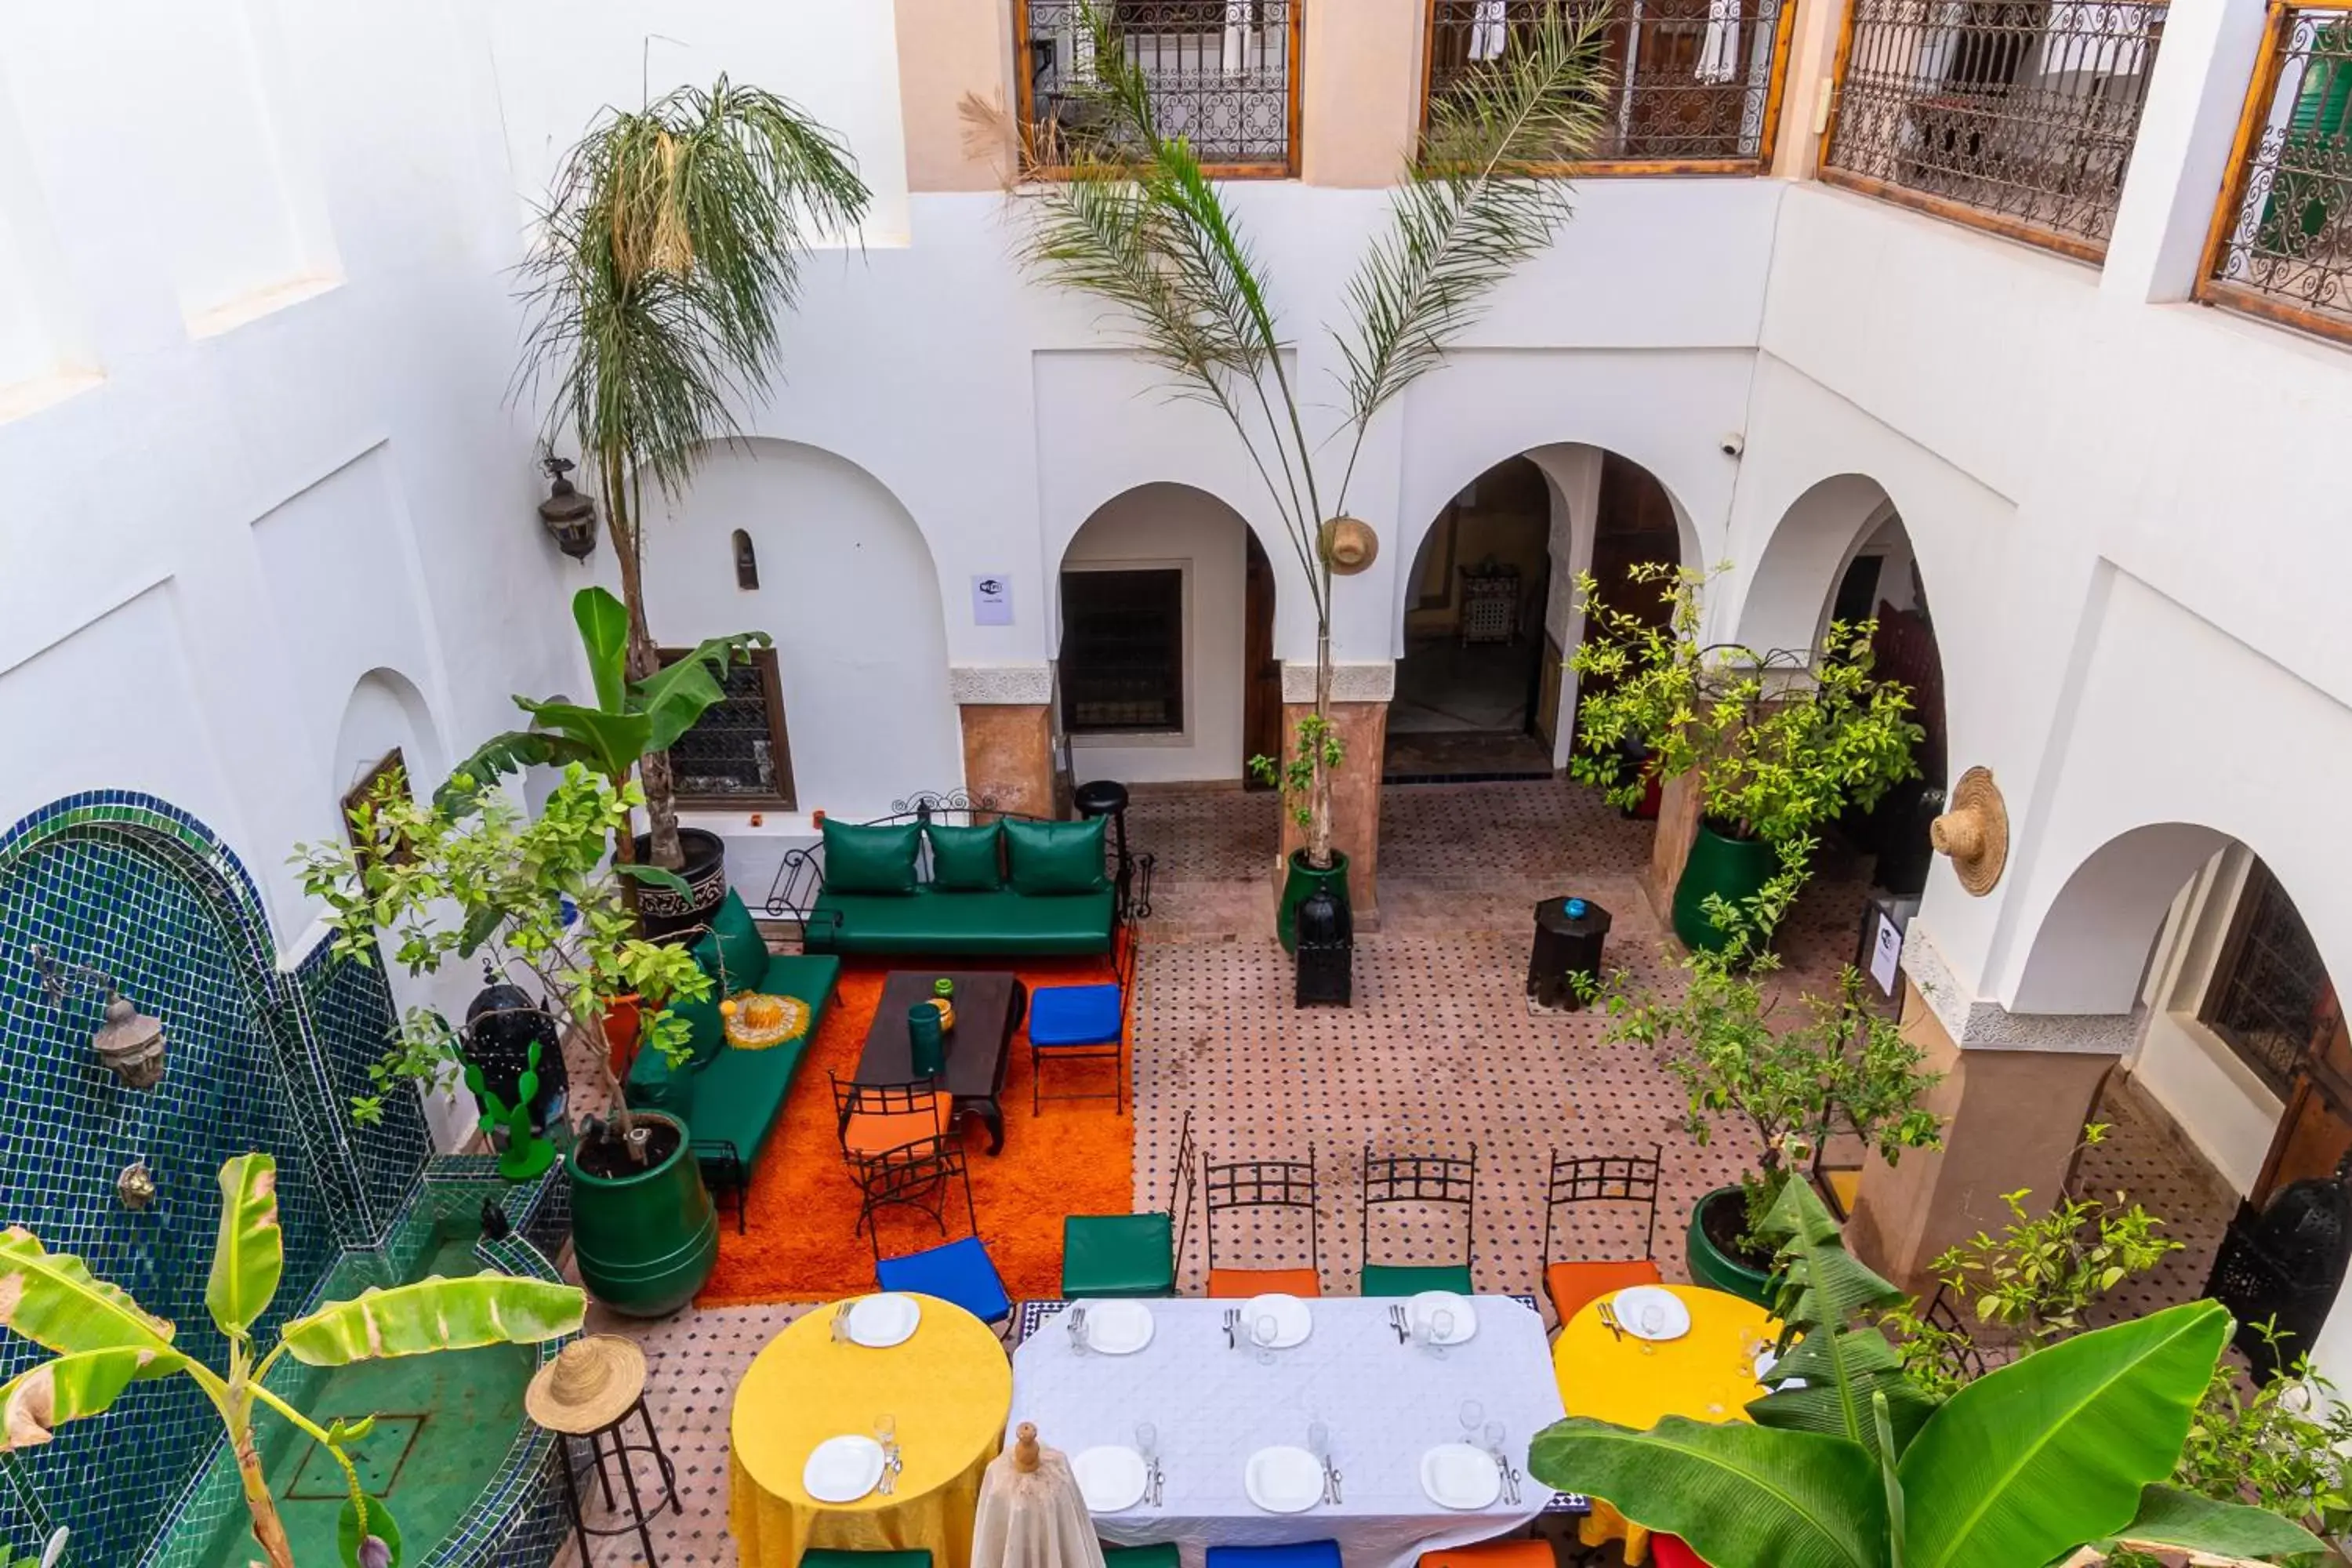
563,778 -> 2242,1566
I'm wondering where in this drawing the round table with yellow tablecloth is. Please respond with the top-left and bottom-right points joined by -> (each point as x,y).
1552,1284 -> 1776,1565
731,1293 -> 1014,1568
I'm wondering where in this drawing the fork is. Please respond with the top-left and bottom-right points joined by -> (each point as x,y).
1223,1308 -> 1240,1349
1388,1305 -> 1408,1345
1596,1302 -> 1625,1343
879,1444 -> 900,1496
1067,1305 -> 1089,1352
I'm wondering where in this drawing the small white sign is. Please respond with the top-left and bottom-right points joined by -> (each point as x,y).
971,573 -> 1014,626
1868,909 -> 1904,997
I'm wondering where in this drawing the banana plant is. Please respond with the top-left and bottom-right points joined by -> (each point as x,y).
0,1154 -> 584,1568
439,585 -> 768,890
1529,1178 -> 2328,1568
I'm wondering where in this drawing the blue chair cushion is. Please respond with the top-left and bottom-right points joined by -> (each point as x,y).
1029,983 -> 1125,1047
1207,1544 -> 1342,1568
876,1236 -> 1011,1325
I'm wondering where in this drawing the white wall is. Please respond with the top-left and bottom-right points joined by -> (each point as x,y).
1060,484 -> 1250,787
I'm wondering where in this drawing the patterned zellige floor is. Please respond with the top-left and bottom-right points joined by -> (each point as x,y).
561,779 -> 2234,1566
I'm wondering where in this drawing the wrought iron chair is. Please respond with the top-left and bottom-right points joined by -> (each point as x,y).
1062,1109 -> 1196,1299
1203,1145 -> 1321,1299
1541,1144 -> 1665,1325
1923,1282 -> 1991,1381
1029,924 -> 1139,1115
832,1073 -> 953,1170
1359,1145 -> 1478,1296
861,1135 -> 1011,1327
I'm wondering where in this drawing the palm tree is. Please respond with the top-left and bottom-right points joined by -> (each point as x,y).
982,2 -> 1611,869
517,78 -> 870,871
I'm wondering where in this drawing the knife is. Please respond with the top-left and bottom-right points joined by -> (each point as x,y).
1597,1302 -> 1625,1343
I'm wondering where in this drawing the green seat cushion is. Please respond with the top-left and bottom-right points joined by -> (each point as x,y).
802,1552 -> 932,1568
691,889 -> 772,996
626,953 -> 840,1155
1102,1547 -> 1179,1568
808,887 -> 1114,957
1360,1262 -> 1475,1297
1062,1211 -> 1175,1298
925,821 -> 1005,891
670,988 -> 728,1068
1004,817 -> 1109,895
823,819 -> 921,895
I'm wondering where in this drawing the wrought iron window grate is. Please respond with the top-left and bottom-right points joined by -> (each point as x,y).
2201,4 -> 2352,344
1823,0 -> 2169,259
1061,567 -> 1185,734
2205,860 -> 2330,1098
1019,0 -> 1298,172
662,646 -> 795,808
1425,0 -> 1792,168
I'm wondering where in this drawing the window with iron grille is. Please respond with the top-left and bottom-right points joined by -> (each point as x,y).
1060,568 -> 1185,734
2199,5 -> 2352,346
1018,0 -> 1298,172
1822,1 -> 2169,260
661,646 -> 795,808
342,748 -> 412,866
1425,0 -> 1794,168
2204,859 -> 2331,1098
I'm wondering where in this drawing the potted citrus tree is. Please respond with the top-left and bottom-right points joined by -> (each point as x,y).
1588,861 -> 1944,1305
1570,561 -> 1923,950
296,764 -> 717,1317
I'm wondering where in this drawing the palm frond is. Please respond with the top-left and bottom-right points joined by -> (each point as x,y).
1330,5 -> 1614,505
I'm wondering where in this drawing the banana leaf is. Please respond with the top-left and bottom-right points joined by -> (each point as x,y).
1528,1415 -> 1887,1568
1748,1177 -> 1929,1459
633,632 -> 768,753
512,699 -> 652,783
205,1153 -> 282,1337
433,732 -> 568,811
0,1229 -> 175,1355
0,1345 -> 187,1450
2094,1483 -> 2327,1563
1897,1300 -> 2230,1568
279,1276 -> 584,1367
573,586 -> 631,714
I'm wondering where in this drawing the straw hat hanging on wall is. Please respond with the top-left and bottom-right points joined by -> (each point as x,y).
1320,518 -> 1379,575
1930,767 -> 2009,897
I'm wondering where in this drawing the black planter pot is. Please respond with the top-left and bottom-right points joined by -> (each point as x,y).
631,827 -> 728,940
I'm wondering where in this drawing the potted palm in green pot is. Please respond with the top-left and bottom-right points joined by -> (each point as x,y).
516,77 -> 869,916
1570,562 -> 1924,951
1588,867 -> 1944,1305
980,0 -> 1615,952
298,765 -> 718,1317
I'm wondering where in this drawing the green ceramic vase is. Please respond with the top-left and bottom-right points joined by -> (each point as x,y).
568,1111 -> 717,1318
1671,823 -> 1782,953
1685,1185 -> 1777,1308
1276,849 -> 1352,954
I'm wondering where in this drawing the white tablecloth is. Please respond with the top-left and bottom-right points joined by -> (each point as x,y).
1009,1298 -> 1564,1568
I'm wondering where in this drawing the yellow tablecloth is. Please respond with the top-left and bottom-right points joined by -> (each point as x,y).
1553,1284 -> 1775,1566
731,1294 -> 1014,1568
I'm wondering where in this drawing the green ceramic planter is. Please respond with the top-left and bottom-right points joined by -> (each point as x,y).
1671,822 -> 1782,953
1685,1184 -> 1777,1308
1276,849 -> 1351,954
568,1110 -> 717,1318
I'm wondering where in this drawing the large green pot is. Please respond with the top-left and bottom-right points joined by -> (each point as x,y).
1686,1184 -> 1777,1308
1671,822 -> 1781,952
1276,849 -> 1351,954
568,1110 -> 717,1318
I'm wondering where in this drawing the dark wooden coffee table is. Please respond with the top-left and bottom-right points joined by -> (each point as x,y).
855,971 -> 1028,1154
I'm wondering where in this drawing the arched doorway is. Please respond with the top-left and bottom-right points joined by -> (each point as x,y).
1740,477 -> 1950,900
1386,450 -> 1682,779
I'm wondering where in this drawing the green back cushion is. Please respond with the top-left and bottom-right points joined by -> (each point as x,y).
668,989 -> 728,1068
1004,816 -> 1109,895
927,822 -> 1005,891
689,890 -> 769,994
822,818 -> 920,895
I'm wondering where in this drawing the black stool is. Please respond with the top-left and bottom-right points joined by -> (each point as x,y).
526,1336 -> 681,1565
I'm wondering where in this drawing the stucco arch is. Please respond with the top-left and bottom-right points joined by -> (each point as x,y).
2009,822 -> 2243,1014
1732,473 -> 1911,654
332,666 -> 445,802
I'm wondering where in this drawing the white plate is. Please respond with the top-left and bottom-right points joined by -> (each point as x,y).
1072,1446 -> 1150,1512
1408,1290 -> 1477,1345
848,1293 -> 922,1348
803,1435 -> 887,1503
1754,1348 -> 1807,1390
1419,1443 -> 1503,1511
1241,1294 -> 1313,1351
1244,1445 -> 1325,1514
1610,1285 -> 1692,1343
1080,1299 -> 1156,1356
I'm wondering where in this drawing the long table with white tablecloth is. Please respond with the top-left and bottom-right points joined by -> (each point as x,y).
1008,1296 -> 1565,1568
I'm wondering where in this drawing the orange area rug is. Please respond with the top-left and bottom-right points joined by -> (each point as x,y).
695,953 -> 1135,1307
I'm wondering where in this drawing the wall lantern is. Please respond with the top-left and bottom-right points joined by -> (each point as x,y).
537,455 -> 599,561
33,946 -> 169,1089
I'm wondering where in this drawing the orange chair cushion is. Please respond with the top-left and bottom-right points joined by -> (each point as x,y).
842,1094 -> 954,1156
1544,1258 -> 1663,1323
1420,1541 -> 1555,1568
1206,1267 -> 1322,1299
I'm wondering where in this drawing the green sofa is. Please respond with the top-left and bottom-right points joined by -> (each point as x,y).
624,889 -> 839,1185
801,814 -> 1116,959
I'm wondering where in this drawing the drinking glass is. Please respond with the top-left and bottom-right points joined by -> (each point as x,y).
1457,1399 -> 1484,1439
874,1414 -> 898,1450
1255,1312 -> 1280,1365
1428,1306 -> 1454,1359
1307,1421 -> 1330,1461
1483,1421 -> 1507,1460
1135,1421 -> 1159,1463
831,1305 -> 855,1345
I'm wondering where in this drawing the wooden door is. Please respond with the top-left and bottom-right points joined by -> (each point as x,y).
1243,530 -> 1281,786
2254,991 -> 2352,1207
